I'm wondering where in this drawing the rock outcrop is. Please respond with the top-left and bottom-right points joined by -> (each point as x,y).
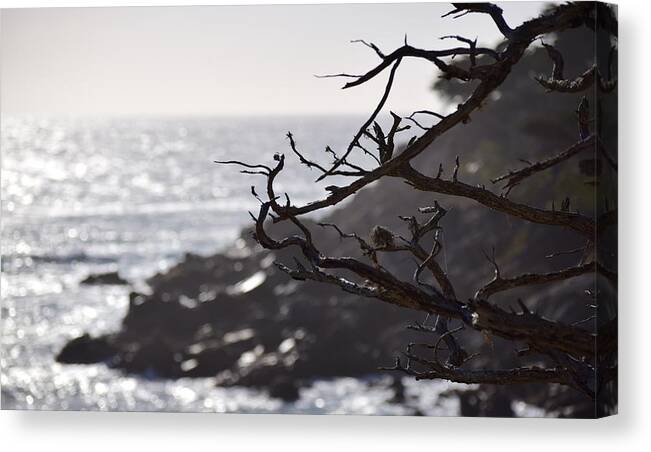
80,271 -> 128,285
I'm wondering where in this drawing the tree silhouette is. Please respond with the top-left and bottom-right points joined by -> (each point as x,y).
218,2 -> 617,410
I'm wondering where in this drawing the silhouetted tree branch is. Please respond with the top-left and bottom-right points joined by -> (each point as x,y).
218,2 -> 617,401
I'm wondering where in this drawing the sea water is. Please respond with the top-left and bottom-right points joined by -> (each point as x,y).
1,115 -> 479,415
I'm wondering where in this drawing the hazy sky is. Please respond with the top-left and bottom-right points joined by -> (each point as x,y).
1,2 -> 544,116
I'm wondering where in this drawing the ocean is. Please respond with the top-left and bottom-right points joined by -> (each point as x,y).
0,115 -> 494,415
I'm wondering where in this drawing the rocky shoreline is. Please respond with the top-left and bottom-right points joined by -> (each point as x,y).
57,219 -> 427,403
56,186 -> 594,416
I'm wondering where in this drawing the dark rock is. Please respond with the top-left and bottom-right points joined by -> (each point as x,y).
56,334 -> 118,364
459,391 -> 482,417
444,387 -> 515,418
482,387 -> 515,418
389,376 -> 406,404
80,271 -> 128,285
181,330 -> 259,377
114,339 -> 180,378
267,376 -> 300,402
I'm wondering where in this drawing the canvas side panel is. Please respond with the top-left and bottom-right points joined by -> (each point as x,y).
595,1 -> 618,418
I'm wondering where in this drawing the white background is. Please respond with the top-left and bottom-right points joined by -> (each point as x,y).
0,0 -> 648,451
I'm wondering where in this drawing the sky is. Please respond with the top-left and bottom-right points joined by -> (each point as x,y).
1,2 -> 544,116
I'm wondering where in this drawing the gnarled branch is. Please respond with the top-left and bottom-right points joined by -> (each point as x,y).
217,2 -> 616,401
